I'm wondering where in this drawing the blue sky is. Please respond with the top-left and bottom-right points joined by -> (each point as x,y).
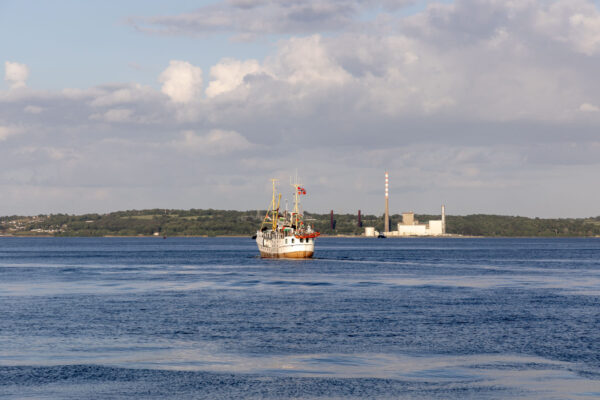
0,0 -> 447,90
0,1 -> 271,90
2,0 -> 600,217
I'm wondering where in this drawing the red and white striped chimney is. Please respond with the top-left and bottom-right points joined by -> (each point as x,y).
385,172 -> 389,199
384,172 -> 389,233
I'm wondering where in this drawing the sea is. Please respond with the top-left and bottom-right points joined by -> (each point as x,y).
1,237 -> 600,399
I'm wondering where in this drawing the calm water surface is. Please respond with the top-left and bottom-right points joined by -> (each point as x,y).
1,237 -> 600,399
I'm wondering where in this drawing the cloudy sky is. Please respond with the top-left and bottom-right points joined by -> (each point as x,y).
2,0 -> 600,217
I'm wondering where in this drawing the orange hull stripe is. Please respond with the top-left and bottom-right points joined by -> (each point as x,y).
260,251 -> 314,259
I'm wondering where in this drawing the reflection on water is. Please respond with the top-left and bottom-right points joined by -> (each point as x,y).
3,263 -> 600,296
5,334 -> 600,399
1,237 -> 600,399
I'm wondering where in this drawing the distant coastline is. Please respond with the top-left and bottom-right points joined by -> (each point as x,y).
1,234 -> 599,239
2,209 -> 600,238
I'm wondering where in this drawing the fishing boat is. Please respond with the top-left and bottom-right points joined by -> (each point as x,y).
256,179 -> 319,258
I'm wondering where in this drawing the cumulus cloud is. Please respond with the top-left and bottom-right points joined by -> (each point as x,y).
24,105 -> 43,114
203,35 -> 351,102
135,1 -> 600,124
579,103 -> 600,112
0,125 -> 23,141
173,129 -> 254,154
4,61 -> 29,89
533,0 -> 600,56
407,0 -> 600,56
4,0 -> 600,216
206,58 -> 262,98
158,60 -> 203,103
90,108 -> 134,123
268,35 -> 351,85
90,83 -> 157,107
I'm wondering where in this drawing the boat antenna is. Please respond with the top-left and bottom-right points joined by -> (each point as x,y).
290,173 -> 304,229
261,179 -> 280,231
274,180 -> 282,231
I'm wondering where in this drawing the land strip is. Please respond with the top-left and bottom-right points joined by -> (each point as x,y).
1,209 -> 600,237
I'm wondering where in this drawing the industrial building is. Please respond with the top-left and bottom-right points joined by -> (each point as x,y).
364,172 -> 447,237
364,227 -> 378,237
392,207 -> 446,236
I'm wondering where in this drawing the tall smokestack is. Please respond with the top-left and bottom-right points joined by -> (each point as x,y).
441,204 -> 446,234
330,210 -> 335,230
358,210 -> 362,227
384,172 -> 389,233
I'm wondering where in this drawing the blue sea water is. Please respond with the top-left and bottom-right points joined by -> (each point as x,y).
1,237 -> 600,399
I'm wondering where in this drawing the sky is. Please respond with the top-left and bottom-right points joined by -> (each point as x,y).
1,0 -> 600,218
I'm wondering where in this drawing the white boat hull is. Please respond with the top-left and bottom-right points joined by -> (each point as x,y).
256,231 -> 315,258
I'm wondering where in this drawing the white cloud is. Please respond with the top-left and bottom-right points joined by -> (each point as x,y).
29,146 -> 80,161
173,129 -> 253,154
24,105 -> 43,114
61,87 -> 99,100
534,0 -> 600,56
405,0 -> 600,56
4,61 -> 29,89
3,1 -> 600,217
90,108 -> 134,123
206,58 -> 262,98
568,12 -> 600,55
0,125 -> 22,141
579,103 -> 600,112
158,60 -> 203,103
268,35 -> 351,86
203,35 -> 352,102
90,84 -> 156,107
104,108 -> 133,122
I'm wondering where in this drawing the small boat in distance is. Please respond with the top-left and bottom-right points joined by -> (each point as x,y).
256,179 -> 319,258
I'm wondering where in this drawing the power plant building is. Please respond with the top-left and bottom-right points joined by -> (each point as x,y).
364,227 -> 377,237
394,211 -> 444,236
363,172 -> 447,237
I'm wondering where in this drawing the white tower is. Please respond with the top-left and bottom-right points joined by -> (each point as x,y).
441,204 -> 446,234
384,172 -> 389,233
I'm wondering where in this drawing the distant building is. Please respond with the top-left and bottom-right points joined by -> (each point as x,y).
401,212 -> 414,225
386,206 -> 446,237
364,227 -> 378,237
370,169 -> 447,238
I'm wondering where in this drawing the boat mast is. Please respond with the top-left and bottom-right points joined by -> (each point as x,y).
261,179 -> 281,231
291,171 -> 301,228
271,179 -> 280,231
294,181 -> 299,228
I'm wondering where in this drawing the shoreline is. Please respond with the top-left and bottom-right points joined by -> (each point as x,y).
1,234 -> 599,239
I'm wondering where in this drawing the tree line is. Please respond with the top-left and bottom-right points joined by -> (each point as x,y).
1,209 -> 600,237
